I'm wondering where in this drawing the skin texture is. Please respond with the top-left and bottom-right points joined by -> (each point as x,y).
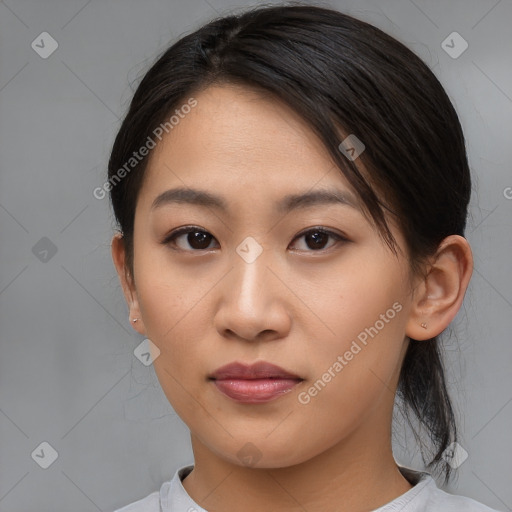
112,84 -> 473,512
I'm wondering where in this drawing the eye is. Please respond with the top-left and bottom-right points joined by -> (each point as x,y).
162,226 -> 218,251
162,226 -> 348,253
290,227 -> 347,252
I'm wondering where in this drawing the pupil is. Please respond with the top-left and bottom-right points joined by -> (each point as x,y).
189,231 -> 211,249
307,231 -> 327,249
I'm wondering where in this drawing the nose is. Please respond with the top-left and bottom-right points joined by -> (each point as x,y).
213,246 -> 292,342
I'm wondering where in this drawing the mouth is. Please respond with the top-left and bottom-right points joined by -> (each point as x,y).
208,360 -> 303,380
208,361 -> 304,403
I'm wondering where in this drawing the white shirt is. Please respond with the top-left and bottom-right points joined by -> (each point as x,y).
113,464 -> 502,511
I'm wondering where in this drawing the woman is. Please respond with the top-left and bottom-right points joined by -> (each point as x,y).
109,4 -> 501,511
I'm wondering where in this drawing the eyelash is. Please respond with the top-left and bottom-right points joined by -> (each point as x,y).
161,226 -> 348,253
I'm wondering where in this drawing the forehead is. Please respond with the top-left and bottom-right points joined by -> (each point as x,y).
139,84 -> 358,204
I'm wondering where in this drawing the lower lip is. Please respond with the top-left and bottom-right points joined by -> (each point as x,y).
211,378 -> 302,403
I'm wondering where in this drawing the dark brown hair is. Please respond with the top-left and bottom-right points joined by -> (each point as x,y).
108,3 -> 471,483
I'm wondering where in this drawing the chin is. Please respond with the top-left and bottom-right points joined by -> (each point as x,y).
211,436 -> 313,469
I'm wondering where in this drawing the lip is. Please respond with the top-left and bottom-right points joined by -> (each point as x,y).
209,361 -> 302,380
209,361 -> 303,404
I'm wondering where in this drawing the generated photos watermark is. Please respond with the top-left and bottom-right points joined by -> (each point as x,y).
298,301 -> 403,404
93,97 -> 198,200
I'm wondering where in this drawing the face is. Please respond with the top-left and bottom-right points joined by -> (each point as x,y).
117,84 -> 417,468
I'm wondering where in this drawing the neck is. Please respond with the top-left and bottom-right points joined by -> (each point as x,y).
182,420 -> 413,512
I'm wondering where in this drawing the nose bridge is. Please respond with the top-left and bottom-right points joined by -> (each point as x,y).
231,237 -> 270,309
214,236 -> 292,341
214,236 -> 290,340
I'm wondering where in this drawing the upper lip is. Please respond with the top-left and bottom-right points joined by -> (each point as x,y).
209,361 -> 302,380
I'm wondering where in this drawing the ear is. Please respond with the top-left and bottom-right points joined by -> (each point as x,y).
111,232 -> 146,336
406,235 -> 473,341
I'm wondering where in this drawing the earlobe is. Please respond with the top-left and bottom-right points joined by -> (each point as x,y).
406,235 -> 473,341
111,233 -> 147,336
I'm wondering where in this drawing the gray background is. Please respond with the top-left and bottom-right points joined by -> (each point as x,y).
0,0 -> 511,510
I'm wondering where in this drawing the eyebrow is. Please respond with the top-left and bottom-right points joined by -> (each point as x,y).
150,186 -> 360,213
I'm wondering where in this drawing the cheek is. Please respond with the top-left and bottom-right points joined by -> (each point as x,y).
301,251 -> 406,342
298,254 -> 408,397
295,304 -> 407,444
135,266 -> 210,419
134,245 -> 208,334
133,264 -> 207,389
